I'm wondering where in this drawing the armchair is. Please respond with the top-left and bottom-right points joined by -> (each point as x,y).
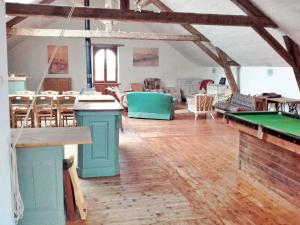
187,94 -> 214,120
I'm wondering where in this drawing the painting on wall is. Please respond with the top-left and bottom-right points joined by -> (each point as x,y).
133,48 -> 159,67
47,45 -> 69,74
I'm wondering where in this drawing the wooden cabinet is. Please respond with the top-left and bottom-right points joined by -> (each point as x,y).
43,78 -> 72,94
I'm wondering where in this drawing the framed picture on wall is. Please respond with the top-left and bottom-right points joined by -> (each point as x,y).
133,48 -> 159,67
47,45 -> 69,74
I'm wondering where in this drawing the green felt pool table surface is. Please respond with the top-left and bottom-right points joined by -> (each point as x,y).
228,112 -> 300,137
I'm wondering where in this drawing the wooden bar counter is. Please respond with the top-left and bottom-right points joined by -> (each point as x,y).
74,95 -> 123,178
11,127 -> 92,225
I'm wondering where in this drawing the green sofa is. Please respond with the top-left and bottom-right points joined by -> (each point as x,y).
127,92 -> 175,120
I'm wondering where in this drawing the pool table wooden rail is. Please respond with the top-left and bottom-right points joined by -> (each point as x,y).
226,119 -> 300,155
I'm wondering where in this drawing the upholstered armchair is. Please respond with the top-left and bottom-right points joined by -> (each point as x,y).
187,94 -> 215,120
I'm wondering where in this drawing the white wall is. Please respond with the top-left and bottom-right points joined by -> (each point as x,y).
0,1 -> 13,225
8,21 -> 223,92
239,67 -> 300,98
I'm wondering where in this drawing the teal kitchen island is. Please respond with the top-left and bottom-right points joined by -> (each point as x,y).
74,95 -> 123,178
11,127 -> 92,225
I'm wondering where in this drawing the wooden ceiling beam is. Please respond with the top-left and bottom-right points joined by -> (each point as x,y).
6,0 -> 55,28
5,3 -> 277,27
283,36 -> 300,90
230,0 -> 296,67
217,48 -> 239,93
7,27 -> 202,41
150,0 -> 239,66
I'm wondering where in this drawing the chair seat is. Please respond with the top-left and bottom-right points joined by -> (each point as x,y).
13,110 -> 28,115
36,110 -> 52,115
61,112 -> 74,116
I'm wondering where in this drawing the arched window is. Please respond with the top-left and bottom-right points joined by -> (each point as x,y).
93,47 -> 118,83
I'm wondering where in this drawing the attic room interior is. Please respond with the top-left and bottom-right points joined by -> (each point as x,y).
1,0 -> 300,224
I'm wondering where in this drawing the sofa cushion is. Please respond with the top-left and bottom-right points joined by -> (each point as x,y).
214,93 -> 255,113
230,93 -> 255,110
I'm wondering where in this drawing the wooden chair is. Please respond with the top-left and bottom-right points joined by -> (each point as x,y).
188,94 -> 214,120
41,90 -> 59,95
57,96 -> 76,127
9,96 -> 33,128
62,91 -> 80,95
254,96 -> 268,111
16,90 -> 35,95
33,96 -> 56,127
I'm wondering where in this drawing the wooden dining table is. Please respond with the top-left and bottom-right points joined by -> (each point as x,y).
255,96 -> 300,114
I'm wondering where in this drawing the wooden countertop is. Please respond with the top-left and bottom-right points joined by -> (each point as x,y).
11,127 -> 92,148
74,95 -> 123,111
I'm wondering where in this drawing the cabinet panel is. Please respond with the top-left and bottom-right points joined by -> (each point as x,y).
58,78 -> 72,93
17,146 -> 65,225
43,78 -> 72,94
76,111 -> 121,178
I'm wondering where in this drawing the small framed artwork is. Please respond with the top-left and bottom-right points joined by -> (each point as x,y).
133,48 -> 159,67
47,45 -> 69,74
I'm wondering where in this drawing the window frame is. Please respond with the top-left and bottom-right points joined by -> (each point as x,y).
92,46 -> 118,84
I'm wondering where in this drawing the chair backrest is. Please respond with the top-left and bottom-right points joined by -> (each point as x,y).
144,78 -> 160,90
57,96 -> 76,110
16,90 -> 35,95
62,91 -> 80,95
9,96 -> 30,110
34,96 -> 53,111
130,83 -> 144,92
41,90 -> 59,95
195,94 -> 214,112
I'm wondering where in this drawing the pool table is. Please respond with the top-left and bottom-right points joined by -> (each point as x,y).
225,111 -> 300,208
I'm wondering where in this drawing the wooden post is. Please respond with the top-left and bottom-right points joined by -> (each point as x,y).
84,0 -> 92,88
217,48 -> 239,93
283,36 -> 300,90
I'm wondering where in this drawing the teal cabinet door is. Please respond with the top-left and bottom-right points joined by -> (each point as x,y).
76,111 -> 121,178
17,146 -> 65,225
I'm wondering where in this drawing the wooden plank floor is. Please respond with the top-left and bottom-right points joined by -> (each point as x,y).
67,113 -> 300,225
